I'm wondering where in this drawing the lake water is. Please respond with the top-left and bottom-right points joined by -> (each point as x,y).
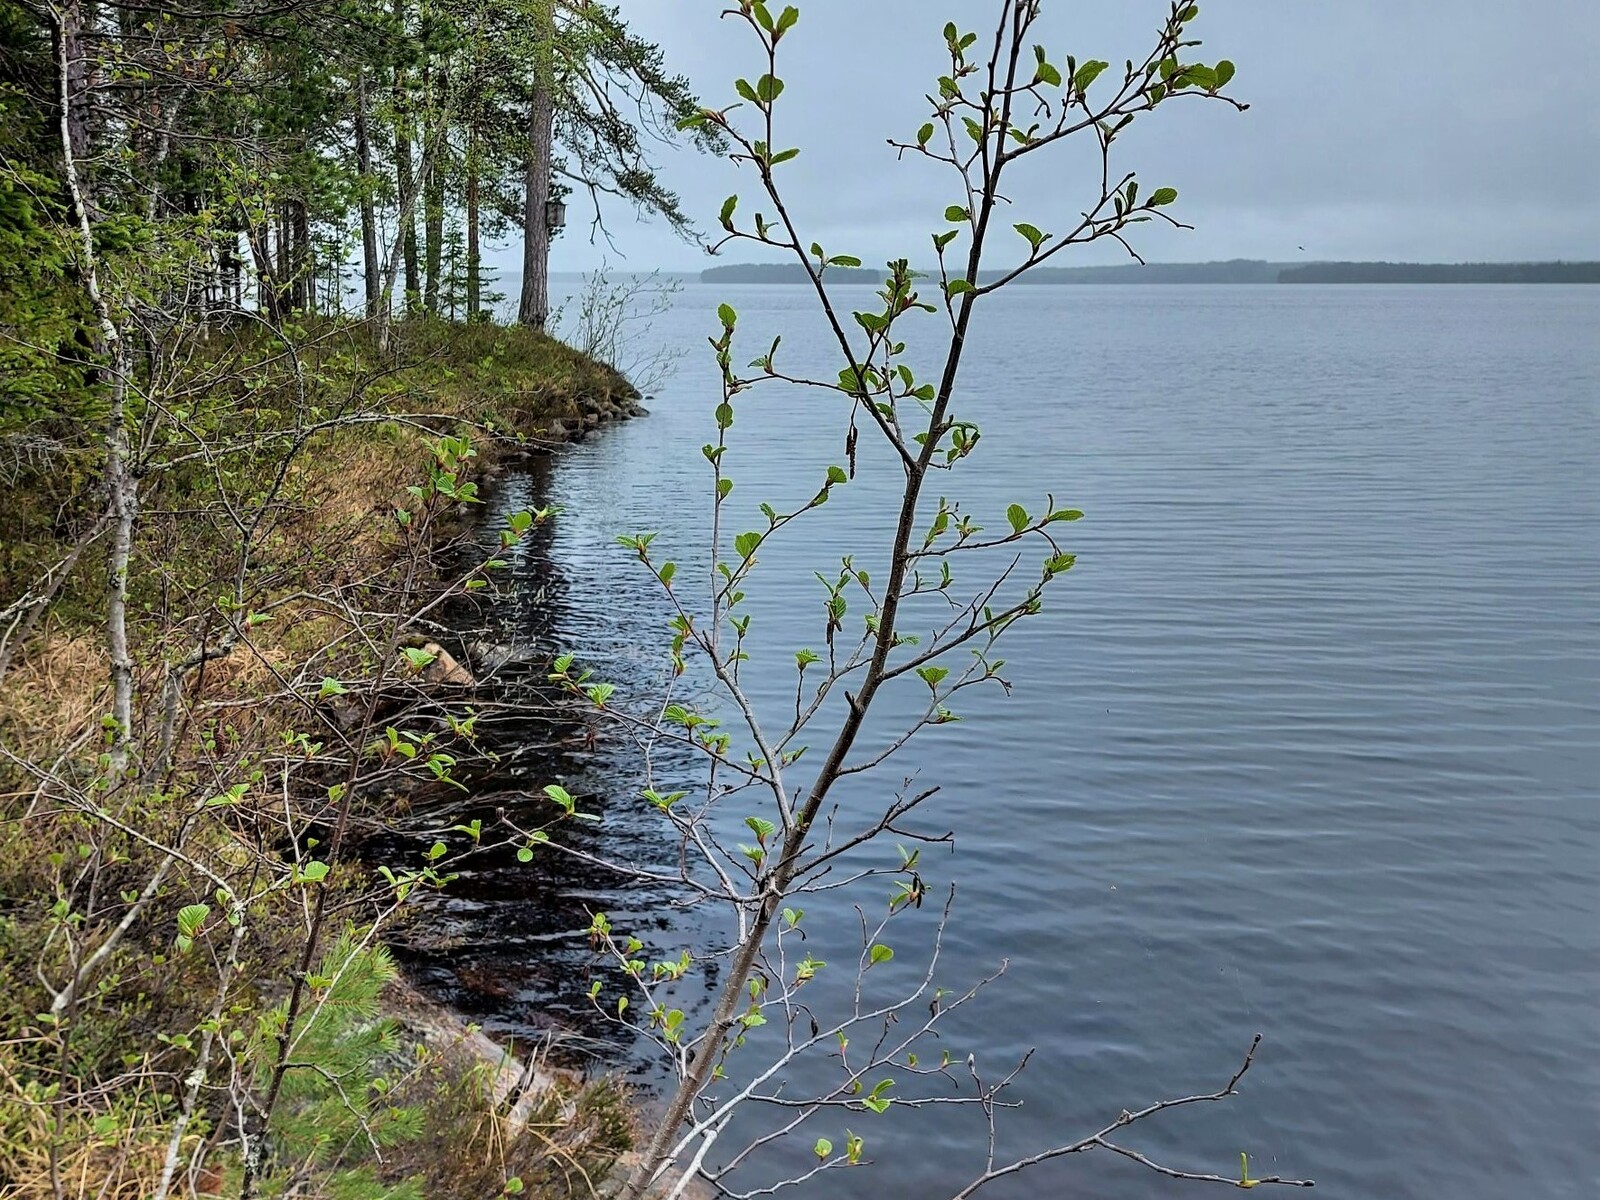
414,284 -> 1600,1199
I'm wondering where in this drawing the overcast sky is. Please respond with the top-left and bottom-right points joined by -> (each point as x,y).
518,0 -> 1600,274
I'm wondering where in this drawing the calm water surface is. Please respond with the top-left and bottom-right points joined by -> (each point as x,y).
431,285 -> 1600,1198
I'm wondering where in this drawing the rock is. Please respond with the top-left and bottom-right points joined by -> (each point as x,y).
416,641 -> 475,687
385,975 -> 569,1131
466,639 -> 542,677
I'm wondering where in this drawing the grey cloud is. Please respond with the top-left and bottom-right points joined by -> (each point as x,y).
506,0 -> 1599,274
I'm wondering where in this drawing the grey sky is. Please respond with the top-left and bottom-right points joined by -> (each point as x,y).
520,1 -> 1600,273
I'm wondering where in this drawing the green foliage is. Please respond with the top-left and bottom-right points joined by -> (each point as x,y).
251,930 -> 426,1190
0,48 -> 92,429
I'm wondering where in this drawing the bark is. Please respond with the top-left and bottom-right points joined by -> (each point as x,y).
151,921 -> 248,1200
374,123 -> 441,354
355,74 -> 380,316
394,53 -> 421,309
60,0 -> 91,192
246,219 -> 278,318
423,160 -> 443,315
517,88 -> 554,329
141,98 -> 182,226
274,203 -> 290,304
54,0 -> 135,786
292,199 -> 312,314
422,65 -> 446,315
466,128 -> 481,319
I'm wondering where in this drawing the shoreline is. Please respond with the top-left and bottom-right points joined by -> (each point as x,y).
0,317 -> 651,1196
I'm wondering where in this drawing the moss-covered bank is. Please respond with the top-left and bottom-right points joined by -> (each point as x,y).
0,317 -> 642,1199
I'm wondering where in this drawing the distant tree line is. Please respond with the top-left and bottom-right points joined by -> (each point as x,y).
1278,261 -> 1600,284
703,259 -> 1600,285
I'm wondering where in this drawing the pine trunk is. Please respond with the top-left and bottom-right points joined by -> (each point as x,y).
355,75 -> 380,316
466,128 -> 481,320
293,200 -> 312,313
518,88 -> 554,329
393,31 -> 421,312
423,163 -> 443,315
422,63 -> 445,315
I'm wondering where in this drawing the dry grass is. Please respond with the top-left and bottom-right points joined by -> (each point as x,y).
0,1048 -> 180,1200
0,629 -> 108,758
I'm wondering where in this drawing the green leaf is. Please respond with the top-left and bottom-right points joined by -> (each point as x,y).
1149,186 -> 1179,206
917,122 -> 935,146
916,665 -> 950,689
401,646 -> 436,671
863,1078 -> 895,1113
1073,59 -> 1109,92
298,861 -> 330,884
1214,59 -> 1236,87
756,74 -> 785,104
1014,222 -> 1047,250
176,903 -> 209,941
776,6 -> 799,35
719,194 -> 738,228
318,677 -> 349,699
1034,61 -> 1062,87
717,302 -> 737,327
814,1137 -> 833,1160
868,943 -> 894,965
944,205 -> 968,223
771,147 -> 801,165
829,254 -> 862,267
1007,503 -> 1030,534
517,846 -> 534,863
735,531 -> 762,559
543,784 -> 576,814
1045,552 -> 1078,576
204,782 -> 249,808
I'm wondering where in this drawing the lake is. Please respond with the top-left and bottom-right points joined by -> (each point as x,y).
413,284 -> 1600,1199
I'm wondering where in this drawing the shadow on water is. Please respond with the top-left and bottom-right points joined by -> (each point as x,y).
362,453 -> 711,1073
